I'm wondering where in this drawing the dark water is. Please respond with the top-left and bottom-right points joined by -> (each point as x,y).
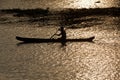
0,13 -> 120,80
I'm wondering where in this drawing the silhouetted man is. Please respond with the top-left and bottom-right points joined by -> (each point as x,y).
58,27 -> 67,46
50,26 -> 67,46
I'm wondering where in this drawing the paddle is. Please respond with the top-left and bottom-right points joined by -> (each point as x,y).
50,28 -> 59,39
50,27 -> 67,39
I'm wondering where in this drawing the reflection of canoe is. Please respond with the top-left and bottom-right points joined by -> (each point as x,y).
16,36 -> 95,43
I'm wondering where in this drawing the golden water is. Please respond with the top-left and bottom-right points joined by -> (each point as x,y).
0,15 -> 120,80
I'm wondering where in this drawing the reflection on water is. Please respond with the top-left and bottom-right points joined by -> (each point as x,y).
62,0 -> 120,8
0,14 -> 120,80
0,0 -> 119,9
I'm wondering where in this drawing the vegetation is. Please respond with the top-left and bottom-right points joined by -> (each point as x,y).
1,7 -> 119,18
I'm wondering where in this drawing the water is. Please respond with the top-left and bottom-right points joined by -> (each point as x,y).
0,14 -> 120,80
0,0 -> 119,9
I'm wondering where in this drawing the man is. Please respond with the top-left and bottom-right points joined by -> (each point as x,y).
58,27 -> 67,46
50,26 -> 67,46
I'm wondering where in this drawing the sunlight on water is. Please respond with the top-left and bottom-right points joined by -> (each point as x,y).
0,15 -> 120,80
63,0 -> 119,8
0,0 -> 120,79
0,0 -> 119,9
